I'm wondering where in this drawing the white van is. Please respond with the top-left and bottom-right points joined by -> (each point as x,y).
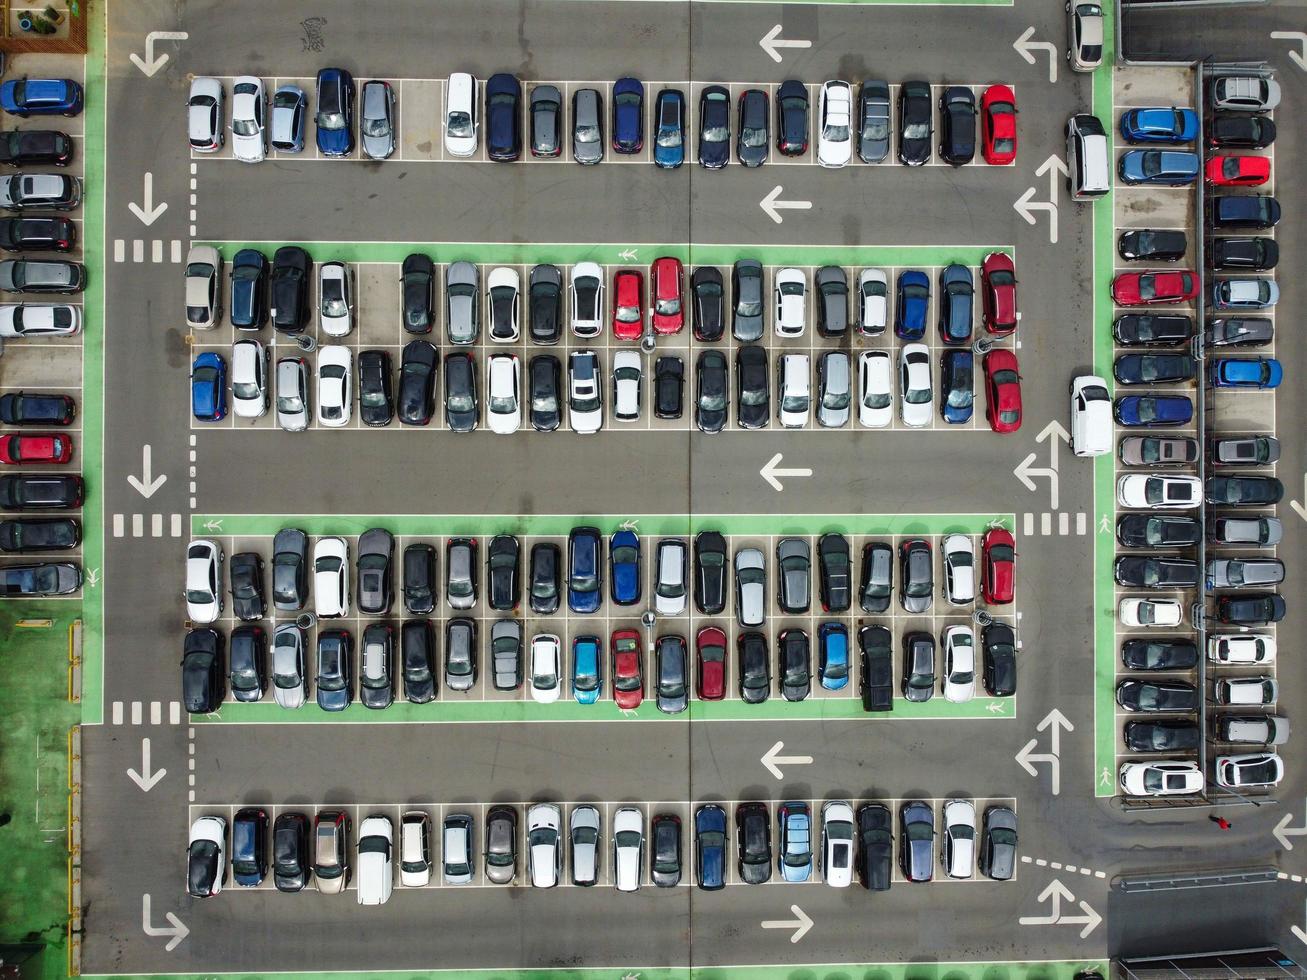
1066,115 -> 1110,201
356,815 -> 394,905
1070,375 -> 1112,456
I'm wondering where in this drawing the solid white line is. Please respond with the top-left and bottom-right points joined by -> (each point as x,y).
151,513 -> 162,537
151,239 -> 162,263
171,239 -> 182,263
1040,513 -> 1051,535
171,513 -> 183,537
112,239 -> 123,262
1058,512 -> 1069,535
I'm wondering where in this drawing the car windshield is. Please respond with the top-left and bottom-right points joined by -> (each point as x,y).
740,384 -> 766,407
318,112 -> 344,131
657,123 -> 682,148
447,109 -> 472,137
824,121 -> 849,142
702,101 -> 729,141
700,389 -> 726,411
321,279 -> 347,317
233,378 -> 260,399
575,119 -> 599,143
447,389 -> 474,412
656,296 -> 680,315
233,117 -> 259,137
904,119 -> 929,140
947,383 -> 973,409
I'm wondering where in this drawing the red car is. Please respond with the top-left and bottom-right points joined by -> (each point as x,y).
983,349 -> 1022,434
1110,270 -> 1198,306
980,84 -> 1018,165
981,527 -> 1015,605
1205,155 -> 1270,187
980,251 -> 1019,335
0,433 -> 73,464
650,256 -> 684,335
612,269 -> 644,340
612,628 -> 643,709
696,625 -> 726,700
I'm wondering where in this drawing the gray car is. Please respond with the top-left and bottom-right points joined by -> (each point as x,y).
360,80 -> 396,160
1207,558 -> 1285,589
445,617 -> 476,691
1119,436 -> 1199,467
569,805 -> 600,886
572,88 -> 603,165
356,528 -> 394,615
816,351 -> 851,428
275,356 -> 310,432
858,80 -> 891,163
735,547 -> 766,627
732,260 -> 764,341
1210,516 -> 1282,547
979,806 -> 1017,881
271,623 -> 306,709
530,84 -> 562,157
484,805 -> 518,885
446,261 -> 480,345
776,537 -> 811,614
815,266 -> 849,337
446,538 -> 476,610
490,619 -> 522,690
1205,317 -> 1272,347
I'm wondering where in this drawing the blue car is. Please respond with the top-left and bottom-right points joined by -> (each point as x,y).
568,525 -> 602,614
229,248 -> 268,330
572,635 -> 602,704
938,263 -> 973,344
1119,107 -> 1199,144
191,351 -> 227,421
612,77 -> 645,154
1209,357 -> 1282,390
0,78 -> 83,117
485,73 -> 522,162
1114,394 -> 1192,427
314,68 -> 355,156
609,529 -> 641,605
818,623 -> 850,691
653,88 -> 685,169
777,802 -> 813,882
1118,150 -> 1200,186
695,804 -> 727,891
940,349 -> 974,424
895,270 -> 930,340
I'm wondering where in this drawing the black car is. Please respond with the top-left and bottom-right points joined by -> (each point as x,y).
529,84 -> 562,158
228,625 -> 266,703
1115,679 -> 1198,712
1118,229 -> 1187,262
528,354 -> 561,432
358,348 -> 394,427
738,630 -> 770,704
229,248 -> 268,329
0,391 -> 75,425
271,527 -> 308,611
0,517 -> 79,552
0,216 -> 75,252
737,88 -> 768,167
691,266 -> 725,341
1210,237 -> 1278,272
654,356 -> 684,420
898,80 -> 932,166
397,340 -> 437,426
859,542 -> 893,613
940,349 -> 974,423
403,543 -> 435,615
1206,475 -> 1284,506
901,631 -> 935,702
650,813 -> 682,888
858,80 -> 891,164
981,621 -> 1017,697
1208,112 -> 1275,149
1116,514 -> 1201,549
817,532 -> 851,612
732,259 -> 764,341
1112,313 -> 1192,347
858,624 -> 893,712
228,551 -> 265,621
899,801 -> 934,882
529,542 -> 561,615
1120,639 -> 1198,671
736,803 -> 771,884
735,344 -> 768,429
693,530 -> 727,615
485,73 -> 522,162
269,245 -> 310,333
1205,316 -> 1272,348
487,533 -> 520,611
779,628 -> 810,702
315,629 -> 354,711
0,474 -> 82,509
444,351 -> 478,432
816,266 -> 849,337
696,350 -> 729,434
1113,353 -> 1195,386
1113,556 -> 1200,589
938,86 -> 975,165
1208,195 -> 1279,230
1215,593 -> 1285,625
528,264 -> 562,344
0,129 -> 73,167
272,812 -> 310,892
698,85 -> 730,169
857,803 -> 893,891
776,79 -> 809,156
899,538 -> 932,613
655,634 -> 688,714
182,628 -> 225,714
400,253 -> 435,333
402,619 -> 437,704
1124,720 -> 1200,753
232,808 -> 269,887
356,528 -> 394,615
0,561 -> 79,595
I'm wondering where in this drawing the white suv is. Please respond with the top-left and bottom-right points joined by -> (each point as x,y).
778,353 -> 810,428
568,351 -> 603,433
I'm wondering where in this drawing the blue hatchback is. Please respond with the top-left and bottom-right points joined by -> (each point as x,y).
572,635 -> 602,704
568,526 -> 602,614
940,349 -> 974,424
777,802 -> 813,882
612,77 -> 645,154
1118,107 -> 1199,144
0,78 -> 83,117
653,88 -> 685,169
1209,357 -> 1282,390
609,529 -> 641,605
485,73 -> 522,162
1118,150 -> 1200,186
895,270 -> 930,340
818,622 -> 850,691
695,804 -> 727,891
314,68 -> 355,156
191,351 -> 227,421
1114,394 -> 1192,427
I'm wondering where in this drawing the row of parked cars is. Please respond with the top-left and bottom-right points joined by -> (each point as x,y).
186,797 -> 1019,899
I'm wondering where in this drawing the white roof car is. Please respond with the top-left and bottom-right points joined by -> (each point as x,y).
231,339 -> 268,419
899,343 -> 932,428
858,350 -> 892,428
356,815 -> 394,906
941,799 -> 976,879
612,806 -> 643,893
230,75 -> 266,163
530,633 -> 562,703
184,245 -> 222,329
316,345 -> 353,427
941,534 -> 975,605
527,803 -> 562,888
399,812 -> 431,887
271,623 -> 306,709
441,813 -> 474,884
817,80 -> 853,168
858,268 -> 888,334
820,801 -> 855,888
318,261 -> 353,337
1211,74 -> 1281,112
1208,633 -> 1276,665
1220,278 -> 1278,308
313,536 -> 350,618
778,353 -> 810,428
444,72 -> 479,157
612,350 -> 642,422
1216,753 -> 1284,789
570,262 -> 605,338
1119,597 -> 1182,628
187,815 -> 227,897
187,76 -> 225,152
774,267 -> 807,337
487,266 -> 521,343
275,356 -> 310,432
1067,3 -> 1105,73
1216,676 -> 1277,706
486,353 -> 521,434
1070,374 -> 1113,457
0,303 -> 81,337
568,350 -> 603,434
942,626 -> 976,703
569,805 -> 600,887
1119,761 -> 1204,796
654,538 -> 688,616
1116,474 -> 1202,510
184,539 -> 224,623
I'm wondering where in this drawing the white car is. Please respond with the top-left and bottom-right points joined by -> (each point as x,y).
858,350 -> 892,428
231,339 -> 268,419
569,805 -> 601,887
612,350 -> 642,422
356,815 -> 394,906
1215,676 -> 1277,706
1119,597 -> 1182,627
184,245 -> 222,329
530,633 -> 562,703
186,815 -> 227,897
316,345 -> 353,427
399,812 -> 431,887
568,350 -> 603,434
1208,633 -> 1276,664
899,343 -> 932,428
318,262 -> 353,337
942,626 -> 976,703
486,353 -> 521,434
526,803 -> 562,888
184,539 -> 224,623
1116,474 -> 1202,510
941,534 -> 975,604
1120,761 -> 1204,796
444,72 -> 479,157
487,266 -> 521,342
570,262 -> 605,338
820,801 -> 855,888
441,813 -> 474,884
774,268 -> 806,336
0,304 -> 81,337
230,75 -> 266,163
857,269 -> 888,334
778,353 -> 810,428
313,536 -> 350,618
612,806 -> 643,893
1215,752 -> 1284,789
271,624 -> 306,709
817,80 -> 853,168
654,539 -> 688,616
941,799 -> 976,879
1070,374 -> 1112,457
187,76 -> 225,152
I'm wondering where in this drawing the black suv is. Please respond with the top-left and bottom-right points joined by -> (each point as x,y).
269,246 -> 311,332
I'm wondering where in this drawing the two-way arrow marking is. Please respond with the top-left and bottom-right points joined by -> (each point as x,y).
760,904 -> 813,943
141,893 -> 189,950
760,185 -> 812,225
759,25 -> 812,64
760,452 -> 812,492
1018,879 -> 1102,938
127,444 -> 167,498
127,737 -> 166,792
1013,26 -> 1059,84
128,31 -> 188,77
128,173 -> 168,227
1014,154 -> 1068,244
761,740 -> 812,779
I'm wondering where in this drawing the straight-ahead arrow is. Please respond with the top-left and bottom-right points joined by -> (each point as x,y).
128,173 -> 168,226
760,186 -> 812,225
761,740 -> 813,779
128,31 -> 188,77
127,737 -> 166,792
1037,707 -> 1074,757
760,453 -> 812,492
127,444 -> 167,498
759,25 -> 812,64
760,904 -> 813,943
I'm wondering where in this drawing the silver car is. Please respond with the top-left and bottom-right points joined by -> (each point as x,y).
569,805 -> 600,886
184,245 -> 222,329
654,539 -> 688,616
816,351 -> 850,428
573,88 -> 603,165
445,618 -> 476,692
360,80 -> 396,160
446,261 -> 480,345
271,623 -> 306,709
1206,558 -> 1285,589
275,356 -> 310,431
491,619 -> 522,691
735,547 -> 766,627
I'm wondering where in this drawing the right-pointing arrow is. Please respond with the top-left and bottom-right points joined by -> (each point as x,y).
760,904 -> 813,943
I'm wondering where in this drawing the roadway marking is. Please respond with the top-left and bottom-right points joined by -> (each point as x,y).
1022,855 -> 1108,879
111,701 -> 184,726
112,238 -> 182,263
110,513 -> 184,537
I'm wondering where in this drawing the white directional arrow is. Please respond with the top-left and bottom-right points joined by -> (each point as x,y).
1274,803 -> 1307,850
1037,153 -> 1071,204
761,740 -> 813,780
618,248 -> 638,262
1293,900 -> 1307,947
202,520 -> 223,532
127,737 -> 166,792
1063,900 -> 1104,939
760,185 -> 812,225
1016,709 -> 1073,795
141,893 -> 189,951
760,452 -> 812,492
759,25 -> 812,64
1019,878 -> 1101,938
760,904 -> 813,943
1036,418 -> 1071,448
1271,31 -> 1307,71
127,444 -> 167,498
1014,452 -> 1058,507
128,173 -> 168,227
128,30 -> 188,77
1013,26 -> 1059,83
1014,186 -> 1056,231
1037,707 -> 1074,756
1288,475 -> 1307,522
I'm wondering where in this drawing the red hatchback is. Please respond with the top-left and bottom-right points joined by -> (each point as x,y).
983,349 -> 1022,434
696,625 -> 727,700
980,84 -> 1018,165
1110,271 -> 1198,306
980,251 -> 1019,335
612,269 -> 645,340
612,628 -> 643,708
0,433 -> 73,464
1205,155 -> 1270,187
650,256 -> 684,335
981,527 -> 1015,605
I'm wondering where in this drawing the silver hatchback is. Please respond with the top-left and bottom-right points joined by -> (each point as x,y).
816,351 -> 851,428
735,547 -> 766,627
360,80 -> 396,160
573,88 -> 603,165
275,356 -> 310,431
446,261 -> 480,345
